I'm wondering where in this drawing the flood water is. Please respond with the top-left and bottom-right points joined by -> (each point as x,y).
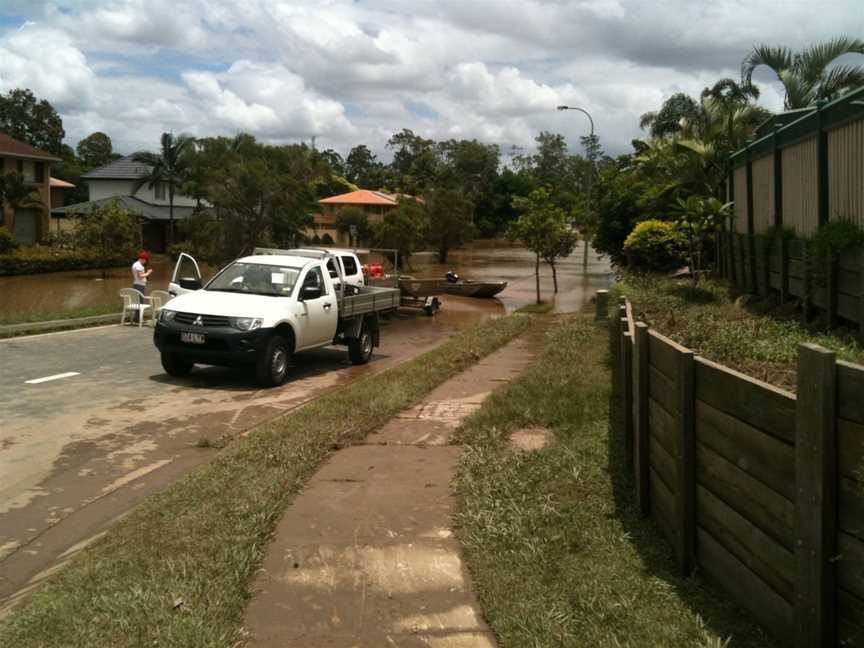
0,243 -> 613,322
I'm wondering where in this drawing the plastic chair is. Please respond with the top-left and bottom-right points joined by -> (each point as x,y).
119,288 -> 151,328
149,290 -> 171,327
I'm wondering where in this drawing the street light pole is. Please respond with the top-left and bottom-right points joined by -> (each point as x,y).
557,105 -> 595,267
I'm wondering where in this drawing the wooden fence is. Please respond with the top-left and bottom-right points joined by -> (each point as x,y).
718,232 -> 864,344
612,295 -> 864,647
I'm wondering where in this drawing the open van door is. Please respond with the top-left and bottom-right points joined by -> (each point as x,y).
169,253 -> 202,297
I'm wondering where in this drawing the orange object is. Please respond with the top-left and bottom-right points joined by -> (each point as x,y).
365,263 -> 385,279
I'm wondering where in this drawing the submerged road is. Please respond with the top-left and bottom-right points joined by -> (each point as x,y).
0,245 -> 612,609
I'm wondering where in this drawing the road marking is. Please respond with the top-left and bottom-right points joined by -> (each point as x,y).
24,372 -> 80,385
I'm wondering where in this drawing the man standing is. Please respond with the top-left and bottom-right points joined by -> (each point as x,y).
131,250 -> 153,323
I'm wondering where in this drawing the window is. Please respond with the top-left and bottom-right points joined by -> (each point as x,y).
34,162 -> 44,183
155,183 -> 166,200
341,256 -> 358,276
302,266 -> 328,296
205,262 -> 300,296
326,258 -> 338,278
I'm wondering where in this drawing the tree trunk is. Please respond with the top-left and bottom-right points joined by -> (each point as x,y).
168,181 -> 175,250
583,233 -> 590,267
551,262 -> 558,293
535,252 -> 541,304
439,244 -> 448,264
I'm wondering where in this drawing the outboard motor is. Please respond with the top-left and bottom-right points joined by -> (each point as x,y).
445,270 -> 460,284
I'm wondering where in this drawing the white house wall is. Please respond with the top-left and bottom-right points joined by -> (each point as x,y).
86,178 -> 197,206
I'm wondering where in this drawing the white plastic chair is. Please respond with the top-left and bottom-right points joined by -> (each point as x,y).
120,288 -> 151,328
149,290 -> 171,327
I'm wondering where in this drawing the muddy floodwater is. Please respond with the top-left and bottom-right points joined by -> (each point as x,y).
0,243 -> 613,322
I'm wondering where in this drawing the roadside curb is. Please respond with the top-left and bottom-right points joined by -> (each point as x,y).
0,313 -> 123,338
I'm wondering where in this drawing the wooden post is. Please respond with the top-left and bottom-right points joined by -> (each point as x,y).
795,344 -> 837,648
749,234 -> 759,294
621,327 -> 634,471
634,323 -> 650,516
677,347 -> 696,577
827,253 -> 838,329
780,237 -> 789,304
774,128 -> 783,228
802,240 -> 812,324
755,237 -> 768,296
595,289 -> 609,321
816,102 -> 829,228
731,234 -> 739,286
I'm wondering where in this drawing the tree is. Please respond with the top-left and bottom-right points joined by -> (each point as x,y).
345,145 -> 384,188
507,188 -> 574,303
0,171 -> 43,218
372,198 -> 428,269
671,195 -> 732,289
386,129 -> 439,194
132,132 -> 196,247
76,132 -> 115,169
639,93 -> 702,139
742,37 -> 864,109
71,201 -> 140,275
334,205 -> 371,246
0,88 -> 65,154
424,188 -> 475,263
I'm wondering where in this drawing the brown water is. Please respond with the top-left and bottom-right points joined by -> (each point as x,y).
0,244 -> 613,321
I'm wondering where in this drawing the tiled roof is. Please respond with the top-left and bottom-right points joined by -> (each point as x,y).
81,155 -> 153,180
319,189 -> 399,206
51,195 -> 196,221
49,177 -> 75,188
0,132 -> 60,161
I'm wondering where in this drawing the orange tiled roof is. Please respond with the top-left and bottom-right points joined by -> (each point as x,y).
0,132 -> 60,161
50,177 -> 75,188
319,190 -> 399,206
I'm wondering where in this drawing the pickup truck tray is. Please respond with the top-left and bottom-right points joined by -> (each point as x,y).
340,285 -> 401,318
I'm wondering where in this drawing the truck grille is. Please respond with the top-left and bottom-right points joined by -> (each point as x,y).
174,312 -> 231,328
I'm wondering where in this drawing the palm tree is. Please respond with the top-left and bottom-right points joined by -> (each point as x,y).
133,132 -> 195,246
742,37 -> 864,109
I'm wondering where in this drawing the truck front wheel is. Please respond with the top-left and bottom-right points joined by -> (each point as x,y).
257,334 -> 290,387
348,327 -> 374,365
161,352 -> 194,377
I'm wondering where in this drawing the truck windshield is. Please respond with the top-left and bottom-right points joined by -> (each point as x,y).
205,262 -> 301,297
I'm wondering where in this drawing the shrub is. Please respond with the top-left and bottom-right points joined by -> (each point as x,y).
0,245 -> 129,276
0,226 -> 17,255
623,219 -> 685,271
41,229 -> 78,250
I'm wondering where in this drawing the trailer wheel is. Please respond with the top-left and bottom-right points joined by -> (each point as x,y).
257,334 -> 290,387
348,327 -> 374,365
161,352 -> 194,377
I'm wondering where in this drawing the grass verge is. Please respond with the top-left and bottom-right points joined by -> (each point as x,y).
0,314 -> 531,647
618,274 -> 864,391
453,314 -> 778,648
0,304 -> 119,326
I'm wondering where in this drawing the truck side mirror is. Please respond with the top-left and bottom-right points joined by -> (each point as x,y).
301,285 -> 322,300
180,277 -> 202,290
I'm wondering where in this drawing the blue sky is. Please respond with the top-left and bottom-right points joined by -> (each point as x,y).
0,1 -> 862,159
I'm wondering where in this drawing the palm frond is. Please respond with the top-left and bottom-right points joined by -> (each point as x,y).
741,44 -> 793,86
800,37 -> 864,86
639,111 -> 657,130
817,64 -> 864,102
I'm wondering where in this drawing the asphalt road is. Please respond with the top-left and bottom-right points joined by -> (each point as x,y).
0,246 -> 612,611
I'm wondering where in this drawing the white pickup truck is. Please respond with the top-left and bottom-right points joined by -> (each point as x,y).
154,249 -> 400,386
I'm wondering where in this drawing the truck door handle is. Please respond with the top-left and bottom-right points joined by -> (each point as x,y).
323,303 -> 332,310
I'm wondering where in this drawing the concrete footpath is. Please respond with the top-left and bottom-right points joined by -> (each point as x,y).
242,334 -> 536,647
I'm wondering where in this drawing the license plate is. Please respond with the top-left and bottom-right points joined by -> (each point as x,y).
181,331 -> 206,345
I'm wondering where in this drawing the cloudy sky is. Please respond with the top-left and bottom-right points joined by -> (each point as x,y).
0,0 -> 862,160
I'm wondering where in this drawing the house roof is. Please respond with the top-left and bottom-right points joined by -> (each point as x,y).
49,177 -> 75,188
81,155 -> 153,180
319,189 -> 400,206
51,195 -> 196,221
0,132 -> 61,162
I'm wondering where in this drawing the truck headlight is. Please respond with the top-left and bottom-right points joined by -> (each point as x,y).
232,317 -> 263,331
160,309 -> 176,322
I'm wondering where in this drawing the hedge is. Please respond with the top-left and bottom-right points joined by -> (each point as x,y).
0,246 -> 130,276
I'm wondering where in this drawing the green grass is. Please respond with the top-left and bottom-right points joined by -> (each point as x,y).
0,304 -> 119,326
515,301 -> 555,314
0,314 -> 532,648
453,314 -> 778,648
617,275 -> 864,391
